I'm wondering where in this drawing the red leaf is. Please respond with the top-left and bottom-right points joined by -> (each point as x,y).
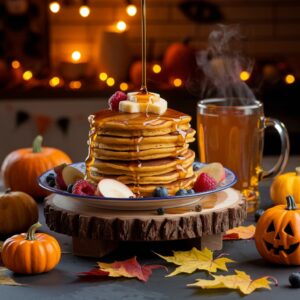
77,268 -> 109,277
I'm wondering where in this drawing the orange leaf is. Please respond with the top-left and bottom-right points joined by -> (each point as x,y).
188,270 -> 278,295
223,225 -> 256,240
78,257 -> 166,282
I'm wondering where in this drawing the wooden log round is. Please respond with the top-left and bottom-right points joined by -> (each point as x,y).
44,189 -> 247,242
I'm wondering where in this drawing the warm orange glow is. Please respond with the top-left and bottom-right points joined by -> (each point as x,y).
285,74 -> 295,84
49,76 -> 60,87
120,82 -> 129,91
23,71 -> 33,81
240,71 -> 250,81
49,2 -> 60,14
99,72 -> 108,81
152,64 -> 162,74
79,5 -> 90,17
11,60 -> 21,69
126,4 -> 137,16
116,21 -> 127,32
69,81 -> 82,89
106,77 -> 115,87
71,51 -> 81,62
173,78 -> 182,87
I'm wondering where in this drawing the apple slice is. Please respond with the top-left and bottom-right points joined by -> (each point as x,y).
198,162 -> 226,183
54,163 -> 68,190
97,178 -> 135,198
62,165 -> 84,186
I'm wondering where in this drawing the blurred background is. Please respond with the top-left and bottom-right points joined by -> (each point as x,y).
0,0 -> 299,162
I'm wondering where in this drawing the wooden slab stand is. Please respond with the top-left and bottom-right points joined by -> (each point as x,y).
44,189 -> 247,257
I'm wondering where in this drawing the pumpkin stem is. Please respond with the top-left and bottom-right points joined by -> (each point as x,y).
26,222 -> 42,241
286,195 -> 298,210
296,167 -> 300,176
32,135 -> 43,153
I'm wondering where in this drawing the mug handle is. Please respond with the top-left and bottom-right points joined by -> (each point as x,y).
261,117 -> 290,179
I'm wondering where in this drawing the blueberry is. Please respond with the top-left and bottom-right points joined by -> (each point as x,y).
289,272 -> 300,288
187,189 -> 195,194
195,204 -> 202,212
67,184 -> 74,193
48,179 -> 56,187
193,162 -> 202,172
46,173 -> 55,184
153,187 -> 169,198
254,208 -> 265,222
175,189 -> 188,196
157,207 -> 165,215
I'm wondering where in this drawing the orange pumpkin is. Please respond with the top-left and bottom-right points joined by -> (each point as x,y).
1,222 -> 61,274
163,39 -> 196,83
255,195 -> 300,265
0,189 -> 38,235
1,136 -> 72,198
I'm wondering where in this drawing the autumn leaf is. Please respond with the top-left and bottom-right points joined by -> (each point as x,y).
188,269 -> 277,295
78,257 -> 166,282
223,225 -> 256,240
0,267 -> 24,286
155,247 -> 234,277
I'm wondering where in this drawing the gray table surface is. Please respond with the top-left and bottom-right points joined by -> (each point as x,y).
1,156 -> 300,300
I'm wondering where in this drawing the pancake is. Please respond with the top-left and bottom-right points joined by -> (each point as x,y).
92,144 -> 189,161
90,149 -> 195,176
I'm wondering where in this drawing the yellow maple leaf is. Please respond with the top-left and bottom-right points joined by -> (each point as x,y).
223,225 -> 256,240
155,247 -> 234,277
188,270 -> 277,295
0,267 -> 23,286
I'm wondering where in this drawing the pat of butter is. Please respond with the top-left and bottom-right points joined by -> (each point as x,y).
127,92 -> 160,104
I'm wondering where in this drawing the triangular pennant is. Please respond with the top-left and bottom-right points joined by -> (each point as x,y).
16,110 -> 30,128
56,117 -> 70,135
34,115 -> 53,135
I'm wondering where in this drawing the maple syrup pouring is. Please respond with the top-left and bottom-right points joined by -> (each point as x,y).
140,0 -> 148,94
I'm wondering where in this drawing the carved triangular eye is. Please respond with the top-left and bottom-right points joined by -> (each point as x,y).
284,223 -> 294,236
267,221 -> 275,232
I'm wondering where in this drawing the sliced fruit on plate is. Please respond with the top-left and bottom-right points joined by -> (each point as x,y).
198,162 -> 225,183
62,165 -> 84,186
96,178 -> 135,198
54,163 -> 68,190
72,180 -> 96,196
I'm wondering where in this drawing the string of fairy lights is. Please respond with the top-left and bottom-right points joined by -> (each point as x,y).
8,1 -> 297,91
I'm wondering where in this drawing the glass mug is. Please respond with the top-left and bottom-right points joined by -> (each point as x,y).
197,98 -> 290,212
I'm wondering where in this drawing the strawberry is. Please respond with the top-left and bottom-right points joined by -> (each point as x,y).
193,173 -> 217,193
108,91 -> 127,111
72,180 -> 96,196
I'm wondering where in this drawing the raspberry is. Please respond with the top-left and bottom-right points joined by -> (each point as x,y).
193,173 -> 217,193
108,91 -> 127,111
72,180 -> 96,196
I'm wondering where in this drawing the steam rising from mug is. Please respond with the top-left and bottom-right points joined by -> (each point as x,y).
195,24 -> 256,104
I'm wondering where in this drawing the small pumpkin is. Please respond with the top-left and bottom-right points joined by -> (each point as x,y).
270,167 -> 300,205
1,135 -> 72,198
255,195 -> 300,265
1,222 -> 61,274
0,189 -> 38,236
162,38 -> 197,83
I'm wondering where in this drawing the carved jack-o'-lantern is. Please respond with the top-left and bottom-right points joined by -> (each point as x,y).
255,196 -> 300,265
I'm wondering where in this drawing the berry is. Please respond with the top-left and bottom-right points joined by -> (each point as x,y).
67,184 -> 74,193
153,187 -> 169,198
187,189 -> 195,194
157,207 -> 165,215
289,272 -> 300,288
48,179 -> 56,187
195,205 -> 202,212
254,208 -> 265,222
46,173 -> 55,184
72,180 -> 96,196
193,173 -> 217,193
193,162 -> 202,172
175,189 -> 188,196
108,91 -> 127,111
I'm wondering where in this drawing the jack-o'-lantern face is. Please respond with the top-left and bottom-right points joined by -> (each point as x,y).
255,196 -> 300,265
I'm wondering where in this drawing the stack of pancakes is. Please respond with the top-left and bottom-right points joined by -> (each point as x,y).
85,108 -> 197,196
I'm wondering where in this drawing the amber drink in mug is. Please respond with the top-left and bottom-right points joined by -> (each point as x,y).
197,98 -> 289,212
